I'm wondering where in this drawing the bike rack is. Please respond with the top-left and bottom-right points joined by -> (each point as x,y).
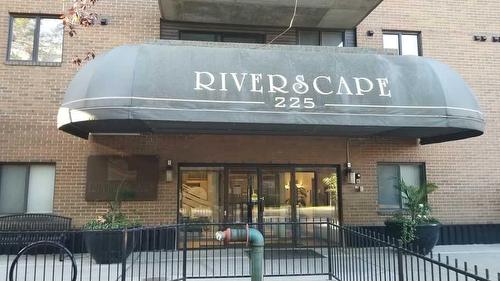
9,241 -> 77,281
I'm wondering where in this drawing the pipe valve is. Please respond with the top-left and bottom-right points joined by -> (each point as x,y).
214,225 -> 264,281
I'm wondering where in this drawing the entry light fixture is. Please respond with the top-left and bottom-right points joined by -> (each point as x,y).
366,30 -> 374,37
165,160 -> 173,183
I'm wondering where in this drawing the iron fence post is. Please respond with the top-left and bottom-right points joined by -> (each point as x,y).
396,239 -> 404,281
121,229 -> 128,281
327,219 -> 333,280
182,223 -> 188,281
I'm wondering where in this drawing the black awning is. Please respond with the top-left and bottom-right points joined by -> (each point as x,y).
58,40 -> 484,144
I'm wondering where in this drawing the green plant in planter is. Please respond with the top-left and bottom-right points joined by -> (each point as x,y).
84,185 -> 141,230
386,180 -> 439,243
83,184 -> 142,264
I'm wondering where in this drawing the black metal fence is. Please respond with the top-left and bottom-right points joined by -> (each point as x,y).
362,224 -> 500,245
1,220 -> 498,281
331,225 -> 500,281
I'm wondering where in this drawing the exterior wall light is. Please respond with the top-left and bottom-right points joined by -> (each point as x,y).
473,35 -> 487,41
366,30 -> 374,37
165,160 -> 173,182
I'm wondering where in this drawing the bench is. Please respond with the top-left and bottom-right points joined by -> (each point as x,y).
0,214 -> 72,259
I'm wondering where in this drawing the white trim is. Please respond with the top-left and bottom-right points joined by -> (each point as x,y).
62,97 -> 483,116
324,103 -> 483,116
73,106 -> 483,121
62,96 -> 265,106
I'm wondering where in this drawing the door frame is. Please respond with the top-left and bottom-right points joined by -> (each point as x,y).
177,163 -> 343,225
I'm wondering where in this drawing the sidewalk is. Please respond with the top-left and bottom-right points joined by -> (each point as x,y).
2,244 -> 499,281
432,244 -> 500,277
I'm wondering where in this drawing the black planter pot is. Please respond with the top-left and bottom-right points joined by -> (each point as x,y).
385,221 -> 441,255
84,229 -> 137,264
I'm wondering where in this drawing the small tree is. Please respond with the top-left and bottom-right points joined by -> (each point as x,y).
61,0 -> 100,65
388,180 -> 439,243
84,181 -> 141,230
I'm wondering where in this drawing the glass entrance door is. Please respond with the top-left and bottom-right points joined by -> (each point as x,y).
295,168 -> 338,223
179,165 -> 339,225
179,167 -> 224,224
225,168 -> 294,224
226,169 -> 257,223
260,169 -> 292,223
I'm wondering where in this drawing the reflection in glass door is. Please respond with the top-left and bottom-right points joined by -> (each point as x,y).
179,167 -> 224,224
227,169 -> 257,223
296,168 -> 338,223
260,169 -> 292,223
179,166 -> 339,225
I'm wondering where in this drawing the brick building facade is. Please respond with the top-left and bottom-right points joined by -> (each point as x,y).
0,0 -> 498,231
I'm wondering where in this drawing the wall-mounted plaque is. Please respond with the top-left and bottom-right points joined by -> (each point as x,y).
86,155 -> 159,201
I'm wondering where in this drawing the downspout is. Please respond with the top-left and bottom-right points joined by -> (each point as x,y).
215,225 -> 264,281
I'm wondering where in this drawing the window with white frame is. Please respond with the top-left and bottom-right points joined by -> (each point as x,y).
377,163 -> 425,209
383,31 -> 421,56
0,164 -> 55,214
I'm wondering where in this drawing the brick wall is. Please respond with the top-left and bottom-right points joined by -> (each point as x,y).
1,0 -> 499,227
356,0 -> 500,224
0,0 -> 161,226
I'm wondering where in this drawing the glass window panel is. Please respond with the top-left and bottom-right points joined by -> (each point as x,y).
261,170 -> 291,223
227,169 -> 257,223
298,30 -> 320,45
9,17 -> 36,61
316,169 -> 338,222
400,164 -> 422,188
295,168 -> 338,222
222,34 -> 264,43
38,18 -> 64,62
180,168 -> 223,223
400,164 -> 422,206
321,31 -> 344,47
377,164 -> 400,209
26,165 -> 55,213
383,34 -> 400,54
295,172 -> 314,207
0,165 -> 28,214
401,34 -> 419,56
180,32 -> 219,42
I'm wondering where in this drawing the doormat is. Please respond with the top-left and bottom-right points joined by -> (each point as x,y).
247,249 -> 326,259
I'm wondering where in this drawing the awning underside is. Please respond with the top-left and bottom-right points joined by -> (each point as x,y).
58,41 -> 484,144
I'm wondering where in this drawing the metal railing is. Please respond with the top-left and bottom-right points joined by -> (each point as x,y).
330,224 -> 499,281
0,220 -> 498,281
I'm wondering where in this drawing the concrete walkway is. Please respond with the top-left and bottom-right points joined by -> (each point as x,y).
1,244 -> 499,281
432,244 -> 500,278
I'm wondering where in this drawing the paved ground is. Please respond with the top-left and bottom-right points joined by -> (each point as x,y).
432,244 -> 500,278
1,244 -> 499,281
189,276 -> 329,281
